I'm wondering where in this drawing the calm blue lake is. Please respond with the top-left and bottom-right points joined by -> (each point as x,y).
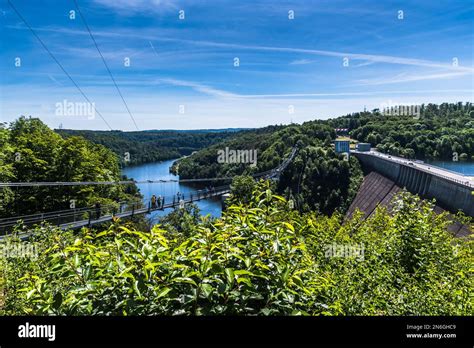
122,159 -> 222,223
122,158 -> 473,225
425,160 -> 474,176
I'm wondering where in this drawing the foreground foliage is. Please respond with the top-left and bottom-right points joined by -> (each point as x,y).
1,182 -> 472,315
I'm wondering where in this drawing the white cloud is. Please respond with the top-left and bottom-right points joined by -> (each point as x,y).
353,61 -> 375,68
289,59 -> 315,65
355,71 -> 472,86
9,25 -> 473,73
158,79 -> 239,98
92,0 -> 178,15
145,37 -> 473,73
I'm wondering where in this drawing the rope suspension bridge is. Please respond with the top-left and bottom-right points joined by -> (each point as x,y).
0,147 -> 298,238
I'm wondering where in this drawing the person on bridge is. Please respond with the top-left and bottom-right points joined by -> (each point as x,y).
151,195 -> 157,209
157,195 -> 162,208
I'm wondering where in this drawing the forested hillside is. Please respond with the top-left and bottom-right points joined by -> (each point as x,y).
56,128 -> 243,166
0,117 -> 141,218
176,102 -> 473,214
328,102 -> 474,160
177,121 -> 363,214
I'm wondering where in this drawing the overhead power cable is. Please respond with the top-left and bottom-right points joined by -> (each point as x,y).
0,177 -> 235,188
0,172 -> 277,187
7,0 -> 113,130
73,0 -> 140,131
0,147 -> 298,188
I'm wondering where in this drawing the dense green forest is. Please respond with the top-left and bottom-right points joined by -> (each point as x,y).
176,102 -> 473,213
56,128 -> 243,166
177,121 -> 362,214
1,181 -> 472,315
0,117 -> 142,218
328,102 -> 474,160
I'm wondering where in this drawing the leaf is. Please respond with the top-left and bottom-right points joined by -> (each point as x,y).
73,254 -> 81,268
236,277 -> 252,287
225,268 -> 235,287
244,257 -> 251,268
234,270 -> 254,276
133,280 -> 142,298
291,275 -> 304,287
95,231 -> 108,238
156,287 -> 172,299
173,277 -> 197,286
282,222 -> 295,232
201,283 -> 213,298
26,289 -> 36,299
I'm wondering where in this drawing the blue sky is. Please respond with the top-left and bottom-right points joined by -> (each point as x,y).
1,0 -> 473,130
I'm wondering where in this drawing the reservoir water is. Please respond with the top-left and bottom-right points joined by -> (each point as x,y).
424,160 -> 474,176
122,159 -> 222,223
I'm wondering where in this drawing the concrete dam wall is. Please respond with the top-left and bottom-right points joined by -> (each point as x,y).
353,153 -> 474,217
346,172 -> 471,237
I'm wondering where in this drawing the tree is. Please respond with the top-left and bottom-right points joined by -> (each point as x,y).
230,175 -> 257,204
0,117 -> 141,217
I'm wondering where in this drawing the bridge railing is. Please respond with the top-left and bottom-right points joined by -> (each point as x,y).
0,186 -> 232,235
0,200 -> 139,235
0,146 -> 298,235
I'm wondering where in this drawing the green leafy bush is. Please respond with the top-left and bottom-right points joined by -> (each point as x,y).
1,182 -> 472,315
